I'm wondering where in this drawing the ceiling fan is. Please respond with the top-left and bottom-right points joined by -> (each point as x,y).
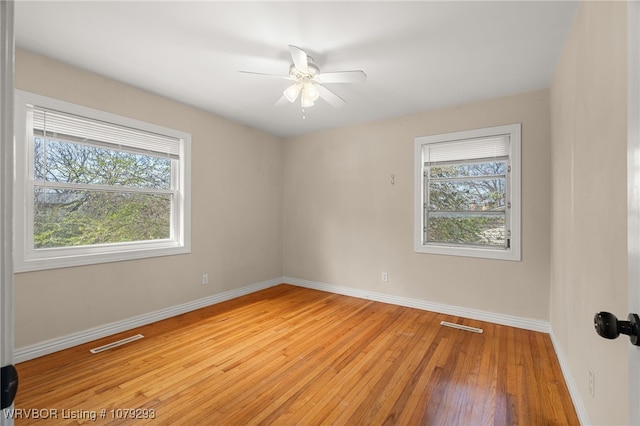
240,45 -> 367,108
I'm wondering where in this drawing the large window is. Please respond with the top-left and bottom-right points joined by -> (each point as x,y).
14,90 -> 191,271
414,124 -> 520,261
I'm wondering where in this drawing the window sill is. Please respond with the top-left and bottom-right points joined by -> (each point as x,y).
414,242 -> 521,261
14,243 -> 191,273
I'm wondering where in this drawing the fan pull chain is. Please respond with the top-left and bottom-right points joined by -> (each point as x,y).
302,108 -> 306,120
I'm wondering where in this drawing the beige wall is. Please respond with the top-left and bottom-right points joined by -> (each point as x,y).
283,89 -> 551,320
550,2 -> 629,424
13,50 -> 283,348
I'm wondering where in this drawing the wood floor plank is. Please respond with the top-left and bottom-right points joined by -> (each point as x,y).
13,284 -> 579,425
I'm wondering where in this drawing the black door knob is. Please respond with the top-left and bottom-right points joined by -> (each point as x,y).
594,312 -> 640,346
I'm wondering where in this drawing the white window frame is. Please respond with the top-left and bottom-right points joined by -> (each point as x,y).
414,123 -> 521,261
14,90 -> 191,272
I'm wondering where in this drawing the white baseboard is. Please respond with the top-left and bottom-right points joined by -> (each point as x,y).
14,277 -> 282,363
16,276 -> 550,363
284,276 -> 551,333
548,328 -> 590,425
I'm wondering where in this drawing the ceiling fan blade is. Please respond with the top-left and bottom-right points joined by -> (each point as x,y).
288,45 -> 309,74
274,95 -> 290,106
316,84 -> 346,108
238,70 -> 293,80
315,70 -> 367,84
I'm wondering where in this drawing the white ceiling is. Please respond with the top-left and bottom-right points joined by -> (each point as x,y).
14,1 -> 579,138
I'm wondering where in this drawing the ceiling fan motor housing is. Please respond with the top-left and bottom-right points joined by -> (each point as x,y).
289,56 -> 319,79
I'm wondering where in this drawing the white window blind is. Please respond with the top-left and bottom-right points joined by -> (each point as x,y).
424,134 -> 510,166
30,107 -> 181,158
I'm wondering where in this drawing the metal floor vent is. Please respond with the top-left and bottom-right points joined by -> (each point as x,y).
90,334 -> 144,354
440,321 -> 484,334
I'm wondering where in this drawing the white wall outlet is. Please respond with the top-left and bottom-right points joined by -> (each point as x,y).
588,368 -> 595,397
381,272 -> 388,282
202,274 -> 209,285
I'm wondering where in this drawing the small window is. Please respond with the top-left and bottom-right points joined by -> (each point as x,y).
414,124 -> 521,261
14,90 -> 191,271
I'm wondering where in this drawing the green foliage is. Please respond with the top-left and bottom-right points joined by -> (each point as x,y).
33,138 -> 172,249
427,216 -> 504,246
427,162 -> 507,247
34,192 -> 171,248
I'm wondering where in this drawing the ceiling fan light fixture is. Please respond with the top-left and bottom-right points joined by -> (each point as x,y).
304,82 -> 320,102
283,84 -> 301,102
301,92 -> 315,108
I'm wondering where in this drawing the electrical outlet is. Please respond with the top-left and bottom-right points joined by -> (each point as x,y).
588,368 -> 595,397
202,274 -> 209,285
382,272 -> 388,282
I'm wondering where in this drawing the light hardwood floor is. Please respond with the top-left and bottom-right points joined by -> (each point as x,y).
14,284 -> 578,425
